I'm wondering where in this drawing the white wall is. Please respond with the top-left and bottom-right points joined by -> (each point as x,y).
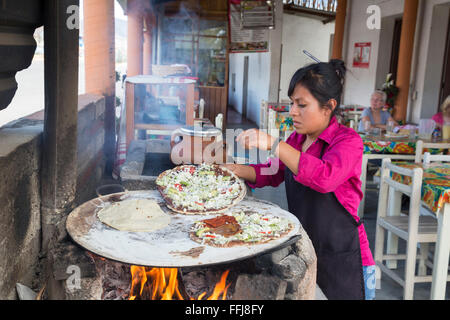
342,0 -> 404,107
228,0 -> 283,125
410,1 -> 450,122
228,52 -> 271,124
228,11 -> 335,126
279,14 -> 335,102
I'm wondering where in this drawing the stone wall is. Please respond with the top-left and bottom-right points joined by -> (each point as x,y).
0,93 -> 107,299
75,94 -> 106,206
0,124 -> 43,299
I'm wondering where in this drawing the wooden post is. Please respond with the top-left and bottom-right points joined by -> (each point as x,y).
127,0 -> 143,77
394,0 -> 419,122
331,0 -> 347,60
143,12 -> 154,75
83,0 -> 116,175
41,0 -> 79,251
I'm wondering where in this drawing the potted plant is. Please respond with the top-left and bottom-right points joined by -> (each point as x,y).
381,73 -> 399,115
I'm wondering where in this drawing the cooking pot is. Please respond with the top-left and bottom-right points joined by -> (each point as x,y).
170,124 -> 226,165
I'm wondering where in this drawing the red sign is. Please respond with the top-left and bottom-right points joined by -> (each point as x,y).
353,42 -> 371,68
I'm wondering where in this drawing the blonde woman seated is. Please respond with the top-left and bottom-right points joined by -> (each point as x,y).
358,90 -> 397,132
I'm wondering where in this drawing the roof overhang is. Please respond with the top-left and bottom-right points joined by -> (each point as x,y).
283,3 -> 336,24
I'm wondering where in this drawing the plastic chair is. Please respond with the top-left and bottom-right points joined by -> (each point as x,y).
374,159 -> 441,300
414,140 -> 450,163
260,100 -> 270,130
423,152 -> 450,165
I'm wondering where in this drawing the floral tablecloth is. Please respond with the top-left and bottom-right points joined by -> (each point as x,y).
391,162 -> 450,213
275,113 -> 293,132
266,104 -> 294,132
362,135 -> 443,155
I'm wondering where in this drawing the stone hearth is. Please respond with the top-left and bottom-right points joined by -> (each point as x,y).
45,222 -> 318,300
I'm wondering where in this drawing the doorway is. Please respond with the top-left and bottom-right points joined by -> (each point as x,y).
389,18 -> 402,82
439,10 -> 450,109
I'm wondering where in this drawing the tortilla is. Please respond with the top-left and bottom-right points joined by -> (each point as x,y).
97,199 -> 171,232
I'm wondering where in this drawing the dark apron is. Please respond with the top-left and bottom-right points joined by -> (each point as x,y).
284,144 -> 365,300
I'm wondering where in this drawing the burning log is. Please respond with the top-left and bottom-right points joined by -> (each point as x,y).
128,267 -> 230,300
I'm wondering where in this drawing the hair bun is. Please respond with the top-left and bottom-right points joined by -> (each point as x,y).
329,59 -> 346,83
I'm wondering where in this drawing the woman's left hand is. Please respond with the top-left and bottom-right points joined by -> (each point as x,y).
236,129 -> 276,151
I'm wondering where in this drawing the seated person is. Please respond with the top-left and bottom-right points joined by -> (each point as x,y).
432,95 -> 450,129
358,90 -> 397,132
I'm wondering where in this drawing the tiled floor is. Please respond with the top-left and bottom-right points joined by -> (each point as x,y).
227,108 -> 450,300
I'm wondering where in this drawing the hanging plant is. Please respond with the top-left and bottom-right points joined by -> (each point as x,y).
381,73 -> 399,115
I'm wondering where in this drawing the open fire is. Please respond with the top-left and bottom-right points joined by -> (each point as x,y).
129,266 -> 231,300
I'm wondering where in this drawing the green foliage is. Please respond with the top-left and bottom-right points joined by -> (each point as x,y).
381,73 -> 399,114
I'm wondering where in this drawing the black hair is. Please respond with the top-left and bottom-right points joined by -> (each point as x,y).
288,59 -> 346,118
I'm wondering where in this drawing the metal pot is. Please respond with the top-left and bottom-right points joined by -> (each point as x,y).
170,124 -> 226,165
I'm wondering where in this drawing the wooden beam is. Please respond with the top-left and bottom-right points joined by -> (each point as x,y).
331,0 -> 347,60
394,0 -> 419,122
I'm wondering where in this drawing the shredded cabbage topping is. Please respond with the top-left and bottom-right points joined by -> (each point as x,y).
191,211 -> 292,245
156,164 -> 242,212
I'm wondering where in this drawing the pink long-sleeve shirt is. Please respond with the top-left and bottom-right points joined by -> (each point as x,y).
248,116 -> 375,266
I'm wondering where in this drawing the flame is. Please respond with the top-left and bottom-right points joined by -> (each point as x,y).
128,266 -> 230,300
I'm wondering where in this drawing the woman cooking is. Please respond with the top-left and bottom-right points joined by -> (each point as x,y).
225,60 -> 375,300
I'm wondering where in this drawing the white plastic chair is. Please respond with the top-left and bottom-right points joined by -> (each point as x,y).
199,99 -> 205,119
384,151 -> 450,277
414,140 -> 450,163
260,100 -> 269,130
423,152 -> 450,165
374,159 -> 442,300
215,113 -> 223,131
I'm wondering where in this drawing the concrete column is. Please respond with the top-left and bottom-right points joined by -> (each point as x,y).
83,0 -> 116,175
42,0 -> 79,251
143,12 -> 154,75
394,0 -> 419,122
331,0 -> 347,60
127,0 -> 143,76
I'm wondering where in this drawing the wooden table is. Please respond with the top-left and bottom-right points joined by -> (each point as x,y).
359,134 -> 417,217
392,162 -> 450,300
